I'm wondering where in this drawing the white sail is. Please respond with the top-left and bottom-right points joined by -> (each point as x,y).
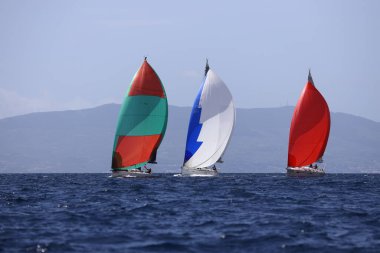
184,69 -> 235,169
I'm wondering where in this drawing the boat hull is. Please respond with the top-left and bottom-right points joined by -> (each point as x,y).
111,170 -> 152,178
286,166 -> 325,177
181,166 -> 218,177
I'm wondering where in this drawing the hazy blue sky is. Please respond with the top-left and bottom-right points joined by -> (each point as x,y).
0,0 -> 379,121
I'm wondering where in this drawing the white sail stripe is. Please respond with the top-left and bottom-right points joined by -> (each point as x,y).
217,101 -> 236,162
195,128 -> 231,168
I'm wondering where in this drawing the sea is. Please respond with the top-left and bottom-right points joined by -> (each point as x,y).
0,173 -> 379,253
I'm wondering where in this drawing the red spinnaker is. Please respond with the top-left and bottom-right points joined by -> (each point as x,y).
287,75 -> 331,167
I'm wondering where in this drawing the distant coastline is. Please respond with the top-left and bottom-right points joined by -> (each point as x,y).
0,104 -> 379,173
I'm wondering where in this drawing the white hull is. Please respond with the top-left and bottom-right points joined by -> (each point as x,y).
181,166 -> 218,177
111,170 -> 152,178
286,166 -> 325,176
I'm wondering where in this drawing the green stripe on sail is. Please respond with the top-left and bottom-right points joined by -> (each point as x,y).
113,95 -> 168,150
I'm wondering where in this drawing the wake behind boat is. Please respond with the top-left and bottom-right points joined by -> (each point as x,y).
181,60 -> 235,176
286,70 -> 331,176
110,58 -> 168,178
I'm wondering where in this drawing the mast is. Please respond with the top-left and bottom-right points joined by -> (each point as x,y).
308,69 -> 314,85
204,59 -> 210,76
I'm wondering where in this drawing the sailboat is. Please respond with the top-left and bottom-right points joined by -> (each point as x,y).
182,60 -> 235,176
111,58 -> 168,177
287,70 -> 330,176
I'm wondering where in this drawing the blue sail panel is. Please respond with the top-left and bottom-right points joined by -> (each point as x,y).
184,83 -> 204,163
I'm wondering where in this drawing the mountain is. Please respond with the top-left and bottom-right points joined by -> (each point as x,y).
0,104 -> 379,173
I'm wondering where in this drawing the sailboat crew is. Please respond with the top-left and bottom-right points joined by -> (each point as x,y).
143,165 -> 152,174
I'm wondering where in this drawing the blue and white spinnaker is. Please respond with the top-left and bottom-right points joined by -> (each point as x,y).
183,62 -> 235,172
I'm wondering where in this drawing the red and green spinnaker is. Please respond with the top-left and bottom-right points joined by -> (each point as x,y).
112,59 -> 168,171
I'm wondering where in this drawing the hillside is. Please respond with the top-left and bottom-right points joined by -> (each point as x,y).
0,105 -> 379,173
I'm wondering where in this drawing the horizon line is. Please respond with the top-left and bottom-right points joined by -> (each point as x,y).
0,103 -> 379,124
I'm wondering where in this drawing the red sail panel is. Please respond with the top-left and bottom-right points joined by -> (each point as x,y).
128,60 -> 166,98
288,81 -> 330,167
112,134 -> 162,168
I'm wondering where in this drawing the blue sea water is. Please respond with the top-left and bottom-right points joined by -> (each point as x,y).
0,173 -> 379,253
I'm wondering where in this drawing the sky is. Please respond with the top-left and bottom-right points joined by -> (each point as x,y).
0,0 -> 379,121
